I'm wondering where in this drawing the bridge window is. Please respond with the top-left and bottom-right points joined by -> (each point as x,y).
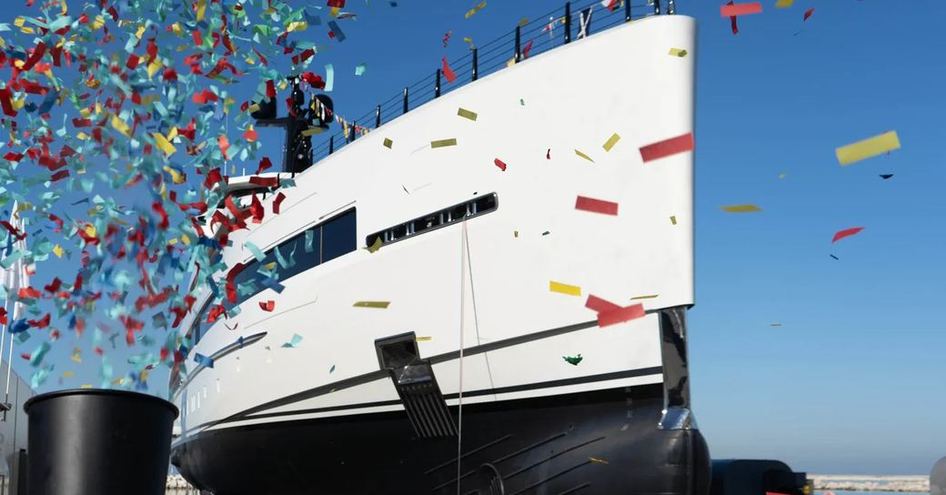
365,193 -> 497,250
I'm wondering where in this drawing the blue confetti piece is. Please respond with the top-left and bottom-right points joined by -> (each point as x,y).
10,318 -> 30,334
194,353 -> 214,368
245,241 -> 266,262
281,334 -> 303,348
328,21 -> 346,42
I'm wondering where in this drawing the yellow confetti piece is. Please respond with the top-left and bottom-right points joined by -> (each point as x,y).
171,22 -> 183,35
62,371 -> 75,378
80,384 -> 93,389
301,127 -> 325,136
152,132 -> 177,157
589,457 -> 609,465
457,108 -> 478,121
84,224 -> 97,238
775,0 -> 794,7
168,238 -> 178,245
167,127 -> 179,141
721,204 -> 762,213
71,348 -> 82,363
631,294 -> 659,300
670,215 -> 677,225
602,133 -> 621,152
574,149 -> 594,163
147,58 -> 163,79
246,103 -> 261,114
514,230 -> 519,238
506,57 -> 516,68
464,1 -> 487,19
835,130 -> 900,166
353,301 -> 391,309
53,244 -> 64,258
366,236 -> 383,253
92,15 -> 106,31
383,137 -> 393,149
416,336 -> 432,342
286,21 -> 308,32
668,48 -> 688,57
549,281 -> 582,297
135,24 -> 146,39
196,0 -> 207,21
518,18 -> 529,27
181,234 -> 191,246
263,261 -> 277,271
431,138 -> 457,148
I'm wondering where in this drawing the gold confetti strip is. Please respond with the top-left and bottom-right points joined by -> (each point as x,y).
602,133 -> 621,152
631,294 -> 659,300
301,127 -> 325,136
775,0 -> 794,7
668,48 -> 688,57
549,281 -> 582,297
353,301 -> 391,309
574,149 -> 594,163
721,204 -> 762,213
835,131 -> 900,166
589,457 -> 609,465
431,138 -> 457,148
416,336 -> 433,342
670,215 -> 677,225
366,236 -> 383,253
62,371 -> 75,378
383,137 -> 393,149
80,384 -> 93,389
514,230 -> 519,238
457,107 -> 478,121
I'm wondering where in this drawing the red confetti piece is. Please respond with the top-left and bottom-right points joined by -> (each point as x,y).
249,176 -> 280,187
218,135 -> 231,160
225,263 -> 246,304
27,313 -> 51,329
0,308 -> 6,325
441,57 -> 457,83
575,196 -> 619,216
249,194 -> 264,223
256,156 -> 273,174
0,220 -> 27,240
192,89 -> 219,104
44,278 -> 62,293
725,0 -> 739,34
22,42 -> 47,71
832,227 -> 864,243
585,294 -> 621,314
259,300 -> 276,312
50,170 -> 70,182
266,79 -> 276,99
243,127 -> 258,142
639,132 -> 695,163
0,87 -> 17,117
803,8 -> 814,21
301,72 -> 325,88
597,303 -> 646,328
494,158 -> 507,171
152,202 -> 170,230
204,167 -> 223,188
546,149 -> 551,160
18,287 -> 41,300
720,2 -> 762,17
273,192 -> 287,214
327,0 -> 345,7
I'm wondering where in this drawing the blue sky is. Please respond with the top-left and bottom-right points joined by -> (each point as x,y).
4,0 -> 945,476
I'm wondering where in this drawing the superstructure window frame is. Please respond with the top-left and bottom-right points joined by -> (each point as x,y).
365,193 -> 498,250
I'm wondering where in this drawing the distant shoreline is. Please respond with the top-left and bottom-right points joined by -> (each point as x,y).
810,474 -> 929,493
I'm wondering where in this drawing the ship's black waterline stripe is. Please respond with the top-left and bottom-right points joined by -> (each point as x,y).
183,309 -> 667,436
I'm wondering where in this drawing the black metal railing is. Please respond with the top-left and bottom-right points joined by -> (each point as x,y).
311,0 -> 674,162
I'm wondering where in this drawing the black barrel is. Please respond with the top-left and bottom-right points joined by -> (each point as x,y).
24,389 -> 178,495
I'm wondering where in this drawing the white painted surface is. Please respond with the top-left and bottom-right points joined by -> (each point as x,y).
175,15 -> 696,435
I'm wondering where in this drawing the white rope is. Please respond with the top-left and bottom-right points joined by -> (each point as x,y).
456,220 -> 468,495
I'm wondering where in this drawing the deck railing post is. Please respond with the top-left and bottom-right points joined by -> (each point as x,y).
435,69 -> 441,97
668,0 -> 676,14
329,136 -> 334,154
514,25 -> 521,62
564,2 -> 572,44
402,87 -> 409,114
654,0 -> 661,15
375,105 -> 381,128
471,48 -> 478,81
625,0 -> 632,21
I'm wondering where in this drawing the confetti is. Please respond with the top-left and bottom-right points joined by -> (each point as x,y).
770,323 -> 783,327
563,354 -> 583,366
441,57 -> 457,83
324,64 -> 335,91
721,2 -> 762,17
803,8 -> 814,21
630,294 -> 659,300
431,138 -> 458,148
383,138 -> 393,148
835,131 -> 900,166
597,303 -> 646,328
724,0 -> 740,34
879,174 -> 894,180
194,353 -> 214,368
354,63 -> 367,76
416,336 -> 433,342
260,300 -> 276,312
366,236 -> 383,253
602,133 -> 621,151
464,1 -> 487,19
829,254 -> 840,260
639,133 -> 694,163
574,149 -> 595,162
575,196 -> 619,216
670,215 -> 677,225
589,457 -> 609,465
668,48 -> 688,57
775,0 -> 794,7
282,334 -> 303,348
549,281 -> 582,297
457,108 -> 478,121
832,227 -> 864,243
585,294 -> 621,313
494,158 -> 507,171
721,204 -> 762,213
353,301 -> 391,309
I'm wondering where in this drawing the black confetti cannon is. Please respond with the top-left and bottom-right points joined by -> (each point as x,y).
24,389 -> 178,495
252,75 -> 333,175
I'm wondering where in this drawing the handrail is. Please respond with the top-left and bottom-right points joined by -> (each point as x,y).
310,0 -> 673,163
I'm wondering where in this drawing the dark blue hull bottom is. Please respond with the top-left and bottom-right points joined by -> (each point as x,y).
172,384 -> 711,495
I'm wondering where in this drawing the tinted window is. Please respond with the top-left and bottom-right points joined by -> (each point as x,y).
321,209 -> 357,263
